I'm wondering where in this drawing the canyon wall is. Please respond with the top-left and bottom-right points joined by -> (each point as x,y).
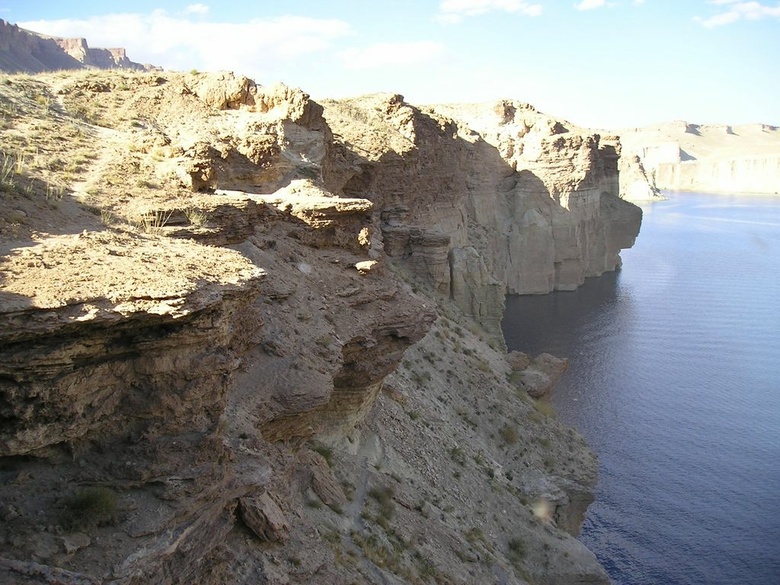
0,19 -> 155,73
619,121 -> 780,195
322,96 -> 641,329
654,154 -> 780,194
0,70 -> 633,584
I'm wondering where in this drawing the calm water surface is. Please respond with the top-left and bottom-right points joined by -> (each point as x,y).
502,192 -> 780,585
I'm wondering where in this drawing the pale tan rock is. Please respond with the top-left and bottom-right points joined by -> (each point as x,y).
187,71 -> 256,110
61,533 -> 90,555
354,260 -> 378,274
239,493 -> 290,543
522,353 -> 569,398
618,121 -> 780,195
298,450 -> 347,509
506,350 -> 531,371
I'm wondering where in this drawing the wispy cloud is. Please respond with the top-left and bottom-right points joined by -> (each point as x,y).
184,4 -> 210,16
438,0 -> 543,24
696,0 -> 780,27
575,0 -> 607,10
18,10 -> 352,73
338,41 -> 445,70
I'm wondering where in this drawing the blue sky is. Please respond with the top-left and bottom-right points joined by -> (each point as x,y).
1,1 -> 778,129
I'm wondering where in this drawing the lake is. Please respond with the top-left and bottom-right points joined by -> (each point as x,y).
502,192 -> 780,585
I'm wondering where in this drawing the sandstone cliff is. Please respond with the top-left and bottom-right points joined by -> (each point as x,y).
0,69 -> 630,584
618,120 -> 780,195
0,19 -> 155,73
321,97 -> 641,328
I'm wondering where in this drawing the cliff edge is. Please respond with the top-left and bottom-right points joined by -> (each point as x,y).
0,69 -> 636,584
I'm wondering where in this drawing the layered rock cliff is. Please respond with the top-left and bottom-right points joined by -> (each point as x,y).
321,97 -> 641,329
0,19 -> 155,73
618,121 -> 780,195
0,69 -> 637,584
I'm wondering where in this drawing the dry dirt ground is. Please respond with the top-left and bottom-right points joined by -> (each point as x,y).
0,70 -> 272,314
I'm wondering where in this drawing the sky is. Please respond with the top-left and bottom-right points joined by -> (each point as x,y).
1,0 -> 778,129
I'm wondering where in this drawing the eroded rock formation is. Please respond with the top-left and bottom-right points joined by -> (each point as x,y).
0,69 -> 633,584
321,95 -> 642,330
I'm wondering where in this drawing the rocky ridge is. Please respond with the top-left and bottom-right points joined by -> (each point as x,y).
0,69 -> 642,584
0,19 -> 156,74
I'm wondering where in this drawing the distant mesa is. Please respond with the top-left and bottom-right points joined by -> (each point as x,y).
0,18 -> 159,73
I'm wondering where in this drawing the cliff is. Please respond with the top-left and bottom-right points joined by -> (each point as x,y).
322,97 -> 641,326
0,69 -> 637,584
618,121 -> 780,195
0,19 -> 156,73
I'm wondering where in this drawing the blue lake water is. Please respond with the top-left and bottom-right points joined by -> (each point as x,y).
502,192 -> 780,585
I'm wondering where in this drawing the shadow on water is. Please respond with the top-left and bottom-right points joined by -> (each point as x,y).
502,270 -> 620,356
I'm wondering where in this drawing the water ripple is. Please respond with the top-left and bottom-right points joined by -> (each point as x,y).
503,192 -> 780,585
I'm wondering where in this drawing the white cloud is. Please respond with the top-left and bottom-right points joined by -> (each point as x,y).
18,11 -> 352,73
575,0 -> 607,9
339,41 -> 445,70
185,4 -> 210,16
696,1 -> 780,27
438,0 -> 542,24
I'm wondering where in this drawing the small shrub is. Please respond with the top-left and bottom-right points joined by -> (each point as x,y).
449,446 -> 466,466
138,209 -> 172,235
58,487 -> 118,531
499,424 -> 519,445
184,207 -> 206,226
368,485 -> 395,524
508,536 -> 527,565
533,400 -> 556,418
311,445 -> 333,467
465,526 -> 485,544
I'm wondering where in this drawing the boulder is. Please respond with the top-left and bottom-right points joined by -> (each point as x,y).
239,493 -> 290,543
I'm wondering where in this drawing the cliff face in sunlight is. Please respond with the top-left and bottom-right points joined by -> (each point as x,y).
0,68 -> 642,585
0,19 -> 156,73
619,121 -> 780,195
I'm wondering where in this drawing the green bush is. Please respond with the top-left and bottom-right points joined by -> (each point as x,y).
58,487 -> 118,531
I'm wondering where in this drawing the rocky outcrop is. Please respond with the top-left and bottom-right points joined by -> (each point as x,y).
0,232 -> 265,456
132,75 -> 331,194
0,70 -> 617,585
450,246 -> 505,332
0,19 -> 155,73
507,351 -> 569,398
619,153 -> 663,201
